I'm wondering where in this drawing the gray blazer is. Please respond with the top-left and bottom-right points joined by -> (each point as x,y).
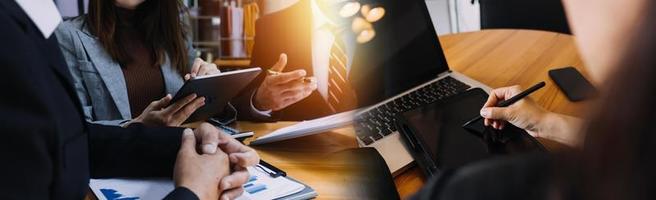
55,16 -> 237,126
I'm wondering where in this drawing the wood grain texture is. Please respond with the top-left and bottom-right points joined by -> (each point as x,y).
392,29 -> 591,199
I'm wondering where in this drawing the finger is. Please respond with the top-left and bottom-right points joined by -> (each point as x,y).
217,133 -> 251,153
483,90 -> 501,108
195,123 -> 220,154
269,53 -> 288,72
163,94 -> 197,115
220,188 -> 245,200
498,121 -> 506,130
267,70 -> 307,85
171,97 -> 206,126
501,85 -> 523,99
220,170 -> 250,191
229,152 -> 260,167
149,94 -> 173,111
197,63 -> 218,76
217,136 -> 259,167
480,107 -> 514,121
277,81 -> 310,95
179,129 -> 198,155
184,74 -> 191,81
191,58 -> 204,78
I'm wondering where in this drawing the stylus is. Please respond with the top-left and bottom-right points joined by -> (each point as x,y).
463,81 -> 546,127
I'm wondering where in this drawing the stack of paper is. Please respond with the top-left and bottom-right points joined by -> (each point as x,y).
250,110 -> 357,145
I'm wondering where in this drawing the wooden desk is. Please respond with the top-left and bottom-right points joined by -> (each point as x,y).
87,29 -> 590,200
392,29 -> 592,198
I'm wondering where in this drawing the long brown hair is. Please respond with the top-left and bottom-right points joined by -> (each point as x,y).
87,0 -> 189,74
578,1 -> 656,199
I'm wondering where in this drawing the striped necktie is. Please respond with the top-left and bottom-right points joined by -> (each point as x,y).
327,34 -> 357,113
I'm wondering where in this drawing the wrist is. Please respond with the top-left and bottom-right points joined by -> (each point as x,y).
541,112 -> 584,148
252,90 -> 270,111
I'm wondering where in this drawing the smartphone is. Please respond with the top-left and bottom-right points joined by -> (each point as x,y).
548,67 -> 597,102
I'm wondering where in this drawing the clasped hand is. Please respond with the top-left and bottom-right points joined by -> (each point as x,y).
173,123 -> 260,200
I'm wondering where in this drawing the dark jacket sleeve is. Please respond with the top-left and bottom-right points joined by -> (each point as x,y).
164,187 -> 200,200
88,123 -> 185,178
0,6 -> 55,199
412,153 -> 552,200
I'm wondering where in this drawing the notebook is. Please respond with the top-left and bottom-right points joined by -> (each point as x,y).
90,165 -> 316,200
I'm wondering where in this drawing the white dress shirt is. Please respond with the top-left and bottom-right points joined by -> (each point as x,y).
310,0 -> 355,101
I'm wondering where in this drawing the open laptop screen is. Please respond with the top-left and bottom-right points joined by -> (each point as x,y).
351,0 -> 450,107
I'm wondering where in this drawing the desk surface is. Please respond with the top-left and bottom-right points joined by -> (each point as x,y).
86,30 -> 590,200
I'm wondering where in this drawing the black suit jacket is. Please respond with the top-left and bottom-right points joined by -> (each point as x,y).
0,1 -> 195,199
244,0 -> 335,121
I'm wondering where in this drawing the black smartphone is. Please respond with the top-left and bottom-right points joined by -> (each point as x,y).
548,67 -> 597,101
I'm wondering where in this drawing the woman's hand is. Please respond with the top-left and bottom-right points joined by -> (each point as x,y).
173,129 -> 230,200
184,58 -> 220,81
254,53 -> 318,111
480,85 -> 585,147
127,94 -> 205,127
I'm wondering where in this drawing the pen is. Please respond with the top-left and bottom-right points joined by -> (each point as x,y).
258,160 -> 287,177
267,69 -> 314,83
463,81 -> 546,127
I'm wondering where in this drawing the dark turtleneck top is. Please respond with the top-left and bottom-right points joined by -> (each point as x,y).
116,7 -> 166,118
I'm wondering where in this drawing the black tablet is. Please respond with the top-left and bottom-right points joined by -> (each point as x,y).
171,67 -> 261,123
395,88 -> 543,177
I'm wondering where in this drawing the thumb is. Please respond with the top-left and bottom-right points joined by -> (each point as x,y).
270,53 -> 287,72
180,129 -> 198,155
480,107 -> 516,121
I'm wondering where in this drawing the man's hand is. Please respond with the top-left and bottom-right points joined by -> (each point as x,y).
127,94 -> 205,127
173,129 -> 230,200
216,130 -> 260,200
254,53 -> 318,111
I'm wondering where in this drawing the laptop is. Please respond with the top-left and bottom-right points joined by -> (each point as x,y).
350,0 -> 491,175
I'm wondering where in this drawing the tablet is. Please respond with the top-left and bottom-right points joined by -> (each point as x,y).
395,88 -> 543,177
171,67 -> 261,123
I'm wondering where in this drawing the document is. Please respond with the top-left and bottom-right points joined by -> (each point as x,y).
250,110 -> 357,145
90,167 -> 306,200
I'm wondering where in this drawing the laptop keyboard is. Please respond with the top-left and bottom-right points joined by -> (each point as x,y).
355,76 -> 471,145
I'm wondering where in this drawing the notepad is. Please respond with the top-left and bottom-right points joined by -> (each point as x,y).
89,166 -> 316,200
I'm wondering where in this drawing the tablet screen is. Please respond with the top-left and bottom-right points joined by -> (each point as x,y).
400,89 -> 491,170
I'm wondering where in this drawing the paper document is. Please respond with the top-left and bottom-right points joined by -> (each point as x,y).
250,110 -> 357,145
90,167 -> 305,200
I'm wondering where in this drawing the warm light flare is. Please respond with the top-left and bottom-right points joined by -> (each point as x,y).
339,2 -> 361,18
365,7 -> 385,22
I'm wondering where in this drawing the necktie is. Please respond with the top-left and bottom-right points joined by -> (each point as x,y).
327,34 -> 357,113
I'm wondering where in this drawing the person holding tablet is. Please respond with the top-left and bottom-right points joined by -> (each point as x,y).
55,0 -> 317,127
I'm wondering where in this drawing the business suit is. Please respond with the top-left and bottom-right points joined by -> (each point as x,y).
0,1 -> 195,199
246,0 -> 356,121
55,17 -> 237,126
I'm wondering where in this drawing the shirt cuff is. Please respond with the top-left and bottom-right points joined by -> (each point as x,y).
250,91 -> 272,117
163,187 -> 199,200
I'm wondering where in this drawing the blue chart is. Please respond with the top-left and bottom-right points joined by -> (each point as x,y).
100,189 -> 140,200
